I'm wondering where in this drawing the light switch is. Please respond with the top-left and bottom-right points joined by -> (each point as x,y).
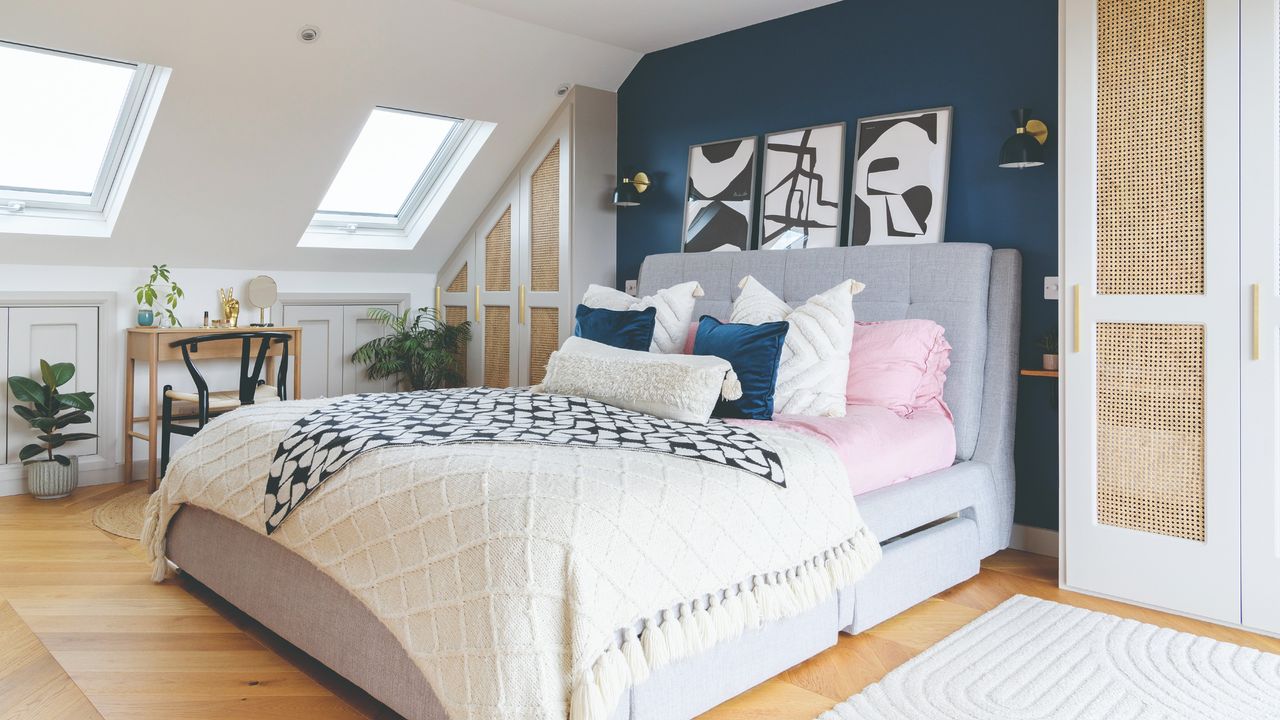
1044,276 -> 1060,300
624,279 -> 638,296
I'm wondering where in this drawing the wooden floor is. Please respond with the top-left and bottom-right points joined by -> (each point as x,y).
2,483 -> 1278,720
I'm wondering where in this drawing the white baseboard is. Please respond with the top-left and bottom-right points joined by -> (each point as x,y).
0,463 -> 127,497
1010,523 -> 1059,557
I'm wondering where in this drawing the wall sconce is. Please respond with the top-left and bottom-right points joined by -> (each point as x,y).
613,172 -> 651,207
998,108 -> 1048,169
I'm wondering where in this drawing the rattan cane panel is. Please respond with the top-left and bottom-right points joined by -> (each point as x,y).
1096,0 -> 1205,295
1095,323 -> 1205,541
528,306 -> 559,385
530,142 -> 561,293
485,207 -> 512,293
445,305 -> 468,386
446,264 -> 468,293
483,306 -> 511,387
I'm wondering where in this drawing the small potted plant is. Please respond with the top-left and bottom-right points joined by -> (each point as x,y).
7,360 -> 98,499
352,307 -> 472,390
1038,331 -> 1059,371
134,264 -> 185,327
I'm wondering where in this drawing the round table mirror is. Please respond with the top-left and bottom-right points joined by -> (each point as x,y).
247,275 -> 278,326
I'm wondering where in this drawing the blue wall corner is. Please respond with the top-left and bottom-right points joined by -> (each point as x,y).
616,0 -> 1060,530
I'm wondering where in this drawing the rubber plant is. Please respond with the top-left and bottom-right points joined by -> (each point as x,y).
134,264 -> 185,327
351,307 -> 472,391
7,360 -> 98,465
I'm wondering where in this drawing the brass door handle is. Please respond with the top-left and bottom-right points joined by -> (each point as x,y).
474,285 -> 481,321
434,286 -> 441,316
1253,283 -> 1261,361
519,285 -> 526,325
1072,284 -> 1081,353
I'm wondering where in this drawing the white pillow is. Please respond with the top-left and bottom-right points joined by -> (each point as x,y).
729,276 -> 865,417
534,336 -> 741,423
581,281 -> 704,354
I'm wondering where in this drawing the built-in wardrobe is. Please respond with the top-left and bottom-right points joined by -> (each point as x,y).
438,86 -> 616,387
1062,0 -> 1280,634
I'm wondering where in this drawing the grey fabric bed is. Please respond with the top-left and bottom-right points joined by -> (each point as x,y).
166,242 -> 1020,719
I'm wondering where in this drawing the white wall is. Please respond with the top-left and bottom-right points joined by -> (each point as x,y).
0,262 -> 435,471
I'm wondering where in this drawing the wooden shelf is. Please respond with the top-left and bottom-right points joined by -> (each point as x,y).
1020,369 -> 1060,378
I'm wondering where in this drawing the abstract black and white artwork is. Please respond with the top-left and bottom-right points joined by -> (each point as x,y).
759,122 -> 845,250
683,136 -> 757,253
850,107 -> 952,245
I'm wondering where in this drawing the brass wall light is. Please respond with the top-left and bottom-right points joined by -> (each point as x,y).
613,171 -> 651,207
998,108 -> 1048,168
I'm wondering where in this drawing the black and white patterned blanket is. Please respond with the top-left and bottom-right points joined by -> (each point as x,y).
264,387 -> 784,533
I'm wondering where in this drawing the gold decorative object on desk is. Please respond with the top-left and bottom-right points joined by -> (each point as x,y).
219,287 -> 240,327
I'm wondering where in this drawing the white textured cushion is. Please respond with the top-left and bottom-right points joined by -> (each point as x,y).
729,275 -> 864,417
581,281 -> 704,354
535,336 -> 739,423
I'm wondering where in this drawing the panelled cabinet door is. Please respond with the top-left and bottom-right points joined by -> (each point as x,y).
0,309 -> 6,462
518,117 -> 572,386
1062,0 -> 1241,623
438,239 -> 476,386
1241,0 -> 1280,635
6,307 -> 99,463
475,187 -> 521,388
282,305 -> 345,399
342,305 -> 398,394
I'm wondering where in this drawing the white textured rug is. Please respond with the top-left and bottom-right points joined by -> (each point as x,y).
820,594 -> 1280,720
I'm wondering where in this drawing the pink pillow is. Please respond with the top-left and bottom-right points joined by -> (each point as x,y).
682,321 -> 699,354
846,320 -> 952,419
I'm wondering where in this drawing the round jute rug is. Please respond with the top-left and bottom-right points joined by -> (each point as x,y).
92,487 -> 149,540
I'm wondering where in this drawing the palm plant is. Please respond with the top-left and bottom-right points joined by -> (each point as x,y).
351,306 -> 472,391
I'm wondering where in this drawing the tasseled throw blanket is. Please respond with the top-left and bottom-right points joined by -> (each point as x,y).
143,395 -> 880,720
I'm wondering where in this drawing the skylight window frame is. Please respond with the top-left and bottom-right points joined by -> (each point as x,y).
0,40 -> 160,218
307,107 -> 475,236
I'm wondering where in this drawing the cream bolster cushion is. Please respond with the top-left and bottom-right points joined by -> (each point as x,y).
534,336 -> 741,423
729,275 -> 865,418
580,281 -> 704,354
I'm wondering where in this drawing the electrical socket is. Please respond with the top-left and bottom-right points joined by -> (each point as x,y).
1044,276 -> 1060,300
624,279 -> 638,296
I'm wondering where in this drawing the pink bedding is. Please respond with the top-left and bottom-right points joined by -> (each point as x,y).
734,405 -> 955,496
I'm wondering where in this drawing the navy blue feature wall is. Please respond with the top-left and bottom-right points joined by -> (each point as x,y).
616,0 -> 1060,530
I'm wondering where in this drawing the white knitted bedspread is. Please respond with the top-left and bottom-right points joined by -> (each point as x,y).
143,398 -> 879,720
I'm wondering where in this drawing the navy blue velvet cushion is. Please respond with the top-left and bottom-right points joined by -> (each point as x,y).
692,315 -> 789,420
572,304 -> 657,351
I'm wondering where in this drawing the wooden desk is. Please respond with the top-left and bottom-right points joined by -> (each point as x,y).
125,326 -> 302,491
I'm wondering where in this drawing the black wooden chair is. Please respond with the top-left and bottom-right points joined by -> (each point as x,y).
161,331 -> 291,477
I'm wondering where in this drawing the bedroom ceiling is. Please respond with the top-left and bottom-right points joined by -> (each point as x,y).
451,0 -> 838,52
0,0 -> 639,273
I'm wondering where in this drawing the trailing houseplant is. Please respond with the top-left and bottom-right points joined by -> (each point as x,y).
351,307 -> 472,391
7,360 -> 98,499
1038,331 -> 1059,371
134,264 -> 185,327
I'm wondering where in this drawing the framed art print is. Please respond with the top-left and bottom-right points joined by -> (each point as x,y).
683,136 -> 757,253
759,122 -> 845,249
850,106 -> 952,245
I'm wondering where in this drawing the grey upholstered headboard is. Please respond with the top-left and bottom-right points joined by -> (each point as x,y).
637,243 -> 1022,467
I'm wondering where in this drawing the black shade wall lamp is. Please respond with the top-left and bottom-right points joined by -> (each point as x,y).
998,108 -> 1048,168
613,171 -> 651,207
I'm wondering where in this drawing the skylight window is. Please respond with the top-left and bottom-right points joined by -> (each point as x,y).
303,106 -> 493,249
0,40 -> 166,229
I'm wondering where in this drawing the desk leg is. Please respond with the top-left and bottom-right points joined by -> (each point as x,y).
293,331 -> 302,400
147,342 -> 159,492
123,357 -> 134,485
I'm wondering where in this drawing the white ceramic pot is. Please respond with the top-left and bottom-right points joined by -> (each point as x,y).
26,456 -> 79,500
1042,353 -> 1059,371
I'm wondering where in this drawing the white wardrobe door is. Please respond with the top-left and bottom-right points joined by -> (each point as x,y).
1241,0 -> 1280,635
282,305 -> 344,399
1062,0 -> 1241,623
0,309 -> 7,462
342,305 -> 397,394
6,306 -> 99,463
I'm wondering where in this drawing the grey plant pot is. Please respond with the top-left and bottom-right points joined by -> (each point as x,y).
26,456 -> 79,500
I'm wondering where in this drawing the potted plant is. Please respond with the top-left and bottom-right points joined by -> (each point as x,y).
7,360 -> 98,499
134,264 -> 185,327
1038,331 -> 1059,371
352,307 -> 472,390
